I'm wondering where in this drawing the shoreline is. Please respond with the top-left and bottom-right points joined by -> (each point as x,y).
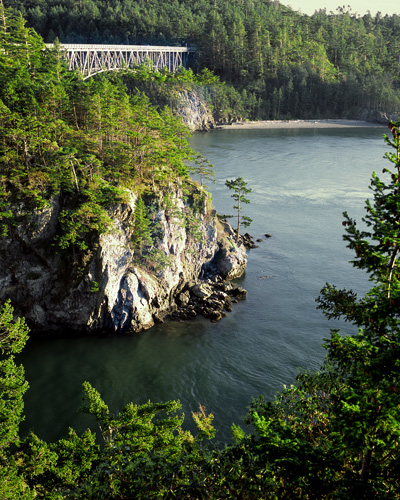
217,119 -> 387,130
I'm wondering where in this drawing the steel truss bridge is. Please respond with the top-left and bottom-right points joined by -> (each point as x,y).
48,44 -> 189,79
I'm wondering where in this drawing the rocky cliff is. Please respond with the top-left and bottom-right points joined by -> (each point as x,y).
123,76 -> 217,132
0,187 -> 247,335
173,89 -> 216,131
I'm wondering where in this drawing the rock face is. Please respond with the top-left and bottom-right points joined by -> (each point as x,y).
358,109 -> 399,124
0,189 -> 247,335
174,89 -> 216,131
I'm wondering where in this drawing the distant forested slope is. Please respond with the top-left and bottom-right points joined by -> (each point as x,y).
5,0 -> 400,120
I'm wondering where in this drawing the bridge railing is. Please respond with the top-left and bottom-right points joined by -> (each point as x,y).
46,43 -> 190,78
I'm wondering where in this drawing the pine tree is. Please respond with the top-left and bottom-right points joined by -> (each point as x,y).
225,176 -> 252,242
225,121 -> 400,499
314,118 -> 400,493
0,300 -> 30,498
188,153 -> 215,187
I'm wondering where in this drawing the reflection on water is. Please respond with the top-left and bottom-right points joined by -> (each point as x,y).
19,126 -> 386,444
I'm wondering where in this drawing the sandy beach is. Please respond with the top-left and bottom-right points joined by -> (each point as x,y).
218,119 -> 386,129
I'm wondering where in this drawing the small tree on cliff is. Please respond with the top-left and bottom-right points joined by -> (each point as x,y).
225,177 -> 252,242
188,153 -> 215,188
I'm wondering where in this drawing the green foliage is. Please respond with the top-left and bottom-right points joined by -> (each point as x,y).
133,197 -> 153,250
89,281 -> 99,292
191,404 -> 216,441
0,300 -> 29,445
69,382 -> 214,499
0,325 -> 218,500
0,7 -> 208,275
225,176 -> 252,242
183,207 -> 203,245
3,4 -> 400,499
81,381 -> 190,452
314,120 -> 400,494
187,153 -> 215,188
54,203 -> 113,252
6,0 -> 400,120
0,300 -> 31,498
0,299 -> 29,355
220,120 -> 400,499
146,247 -> 173,274
127,64 -> 221,88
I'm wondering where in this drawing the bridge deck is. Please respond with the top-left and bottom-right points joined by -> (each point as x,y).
58,44 -> 188,52
47,43 -> 189,78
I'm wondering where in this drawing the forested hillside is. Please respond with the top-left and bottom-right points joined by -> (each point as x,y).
5,0 -> 400,120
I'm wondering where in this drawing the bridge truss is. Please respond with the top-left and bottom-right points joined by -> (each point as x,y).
51,44 -> 189,78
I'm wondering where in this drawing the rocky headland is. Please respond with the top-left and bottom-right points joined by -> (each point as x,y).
0,187 -> 247,335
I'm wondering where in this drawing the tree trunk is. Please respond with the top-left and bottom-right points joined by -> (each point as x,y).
361,446 -> 372,482
236,195 -> 241,242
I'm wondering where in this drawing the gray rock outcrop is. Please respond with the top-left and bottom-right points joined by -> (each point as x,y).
358,109 -> 399,124
168,278 -> 247,323
173,89 -> 216,131
0,188 -> 247,335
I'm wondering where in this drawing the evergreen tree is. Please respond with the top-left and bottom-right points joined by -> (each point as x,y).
188,152 -> 215,187
226,119 -> 400,499
314,118 -> 400,493
0,300 -> 31,499
225,176 -> 252,242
